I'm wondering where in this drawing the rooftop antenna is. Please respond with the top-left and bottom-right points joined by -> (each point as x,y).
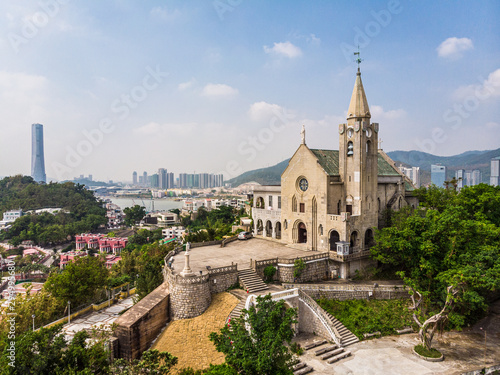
354,46 -> 363,73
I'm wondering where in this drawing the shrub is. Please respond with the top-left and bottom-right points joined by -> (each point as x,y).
293,259 -> 306,279
263,265 -> 277,283
414,344 -> 442,358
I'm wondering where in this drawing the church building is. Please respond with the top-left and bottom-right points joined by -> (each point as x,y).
252,67 -> 418,278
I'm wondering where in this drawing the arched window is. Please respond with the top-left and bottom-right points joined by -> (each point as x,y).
366,140 -> 371,154
318,224 -> 323,236
292,195 -> 297,212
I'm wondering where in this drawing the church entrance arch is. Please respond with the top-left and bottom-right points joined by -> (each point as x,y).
298,222 -> 307,244
256,219 -> 263,235
275,221 -> 282,239
329,230 -> 340,251
265,220 -> 272,237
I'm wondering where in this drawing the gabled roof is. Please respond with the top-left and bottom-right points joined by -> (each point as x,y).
310,149 -> 402,177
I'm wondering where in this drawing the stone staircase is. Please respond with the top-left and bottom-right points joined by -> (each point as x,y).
325,313 -> 359,347
293,361 -> 314,374
226,299 -> 246,323
237,269 -> 269,293
304,339 -> 352,365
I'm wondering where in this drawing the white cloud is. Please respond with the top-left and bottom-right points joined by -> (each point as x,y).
371,105 -> 406,121
178,78 -> 196,91
452,68 -> 500,100
248,101 -> 285,121
437,37 -> 474,59
150,6 -> 181,22
308,33 -> 321,45
264,41 -> 302,59
201,83 -> 238,97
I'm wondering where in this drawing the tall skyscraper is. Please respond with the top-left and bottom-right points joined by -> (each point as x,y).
143,171 -> 148,187
132,171 -> 138,185
456,169 -> 465,189
491,157 -> 500,186
471,169 -> 481,186
158,168 -> 167,189
31,123 -> 46,183
431,164 -> 446,187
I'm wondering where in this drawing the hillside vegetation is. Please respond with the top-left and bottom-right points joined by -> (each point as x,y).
0,175 -> 107,245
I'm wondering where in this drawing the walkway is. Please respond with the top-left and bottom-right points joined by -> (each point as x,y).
61,297 -> 134,341
152,292 -> 239,373
171,238 -> 312,274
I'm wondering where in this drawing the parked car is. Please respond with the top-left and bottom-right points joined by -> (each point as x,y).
238,231 -> 252,240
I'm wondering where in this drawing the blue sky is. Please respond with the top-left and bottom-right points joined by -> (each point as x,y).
0,0 -> 498,182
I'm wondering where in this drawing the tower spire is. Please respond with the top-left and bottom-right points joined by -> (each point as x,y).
347,51 -> 370,120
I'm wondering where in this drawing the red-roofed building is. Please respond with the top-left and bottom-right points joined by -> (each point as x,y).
104,254 -> 122,269
75,233 -> 128,254
60,251 -> 87,269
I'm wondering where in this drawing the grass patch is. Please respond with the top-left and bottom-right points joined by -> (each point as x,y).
317,298 -> 415,340
414,344 -> 442,358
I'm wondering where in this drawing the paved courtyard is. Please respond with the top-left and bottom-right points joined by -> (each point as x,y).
171,237 -> 315,274
61,296 -> 134,341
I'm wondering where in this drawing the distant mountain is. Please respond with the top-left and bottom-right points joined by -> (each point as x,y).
227,148 -> 500,187
227,159 -> 289,187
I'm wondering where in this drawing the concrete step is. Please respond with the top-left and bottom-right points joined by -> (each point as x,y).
304,340 -> 327,350
293,362 -> 306,371
314,345 -> 337,356
342,337 -> 360,347
238,269 -> 269,294
294,366 -> 314,375
320,347 -> 344,361
326,350 -> 351,364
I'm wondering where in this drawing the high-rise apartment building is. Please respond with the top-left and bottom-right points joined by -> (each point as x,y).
143,171 -> 148,187
158,168 -> 167,189
31,123 -> 46,183
431,164 -> 446,187
398,166 -> 420,188
167,172 -> 175,189
491,157 -> 500,186
132,171 -> 138,185
456,169 -> 465,189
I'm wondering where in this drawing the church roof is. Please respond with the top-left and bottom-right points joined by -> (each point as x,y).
347,71 -> 371,120
310,149 -> 402,177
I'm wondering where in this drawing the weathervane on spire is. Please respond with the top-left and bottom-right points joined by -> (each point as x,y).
354,46 -> 363,73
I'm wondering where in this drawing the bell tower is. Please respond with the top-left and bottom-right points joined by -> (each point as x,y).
338,63 -> 379,218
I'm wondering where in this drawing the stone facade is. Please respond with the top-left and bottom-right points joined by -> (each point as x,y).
278,258 -> 329,284
114,283 -> 170,360
252,69 -> 418,279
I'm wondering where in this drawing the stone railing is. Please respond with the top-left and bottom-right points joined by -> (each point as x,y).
278,252 -> 329,264
253,258 -> 278,269
170,273 -> 210,285
284,283 -> 406,292
221,235 -> 238,247
245,288 -> 299,311
252,208 -> 281,219
329,249 -> 372,262
190,240 -> 223,248
208,264 -> 238,276
298,289 -> 342,346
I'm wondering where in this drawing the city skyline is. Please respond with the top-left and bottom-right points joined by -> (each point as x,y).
0,1 -> 499,182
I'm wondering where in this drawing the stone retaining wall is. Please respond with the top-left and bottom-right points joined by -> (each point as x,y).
284,284 -> 410,301
114,283 -> 169,360
278,259 -> 329,283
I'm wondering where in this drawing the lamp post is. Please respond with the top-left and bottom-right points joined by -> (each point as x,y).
32,314 -> 35,331
68,301 -> 71,324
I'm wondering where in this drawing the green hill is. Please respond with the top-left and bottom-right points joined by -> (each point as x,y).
227,148 -> 500,187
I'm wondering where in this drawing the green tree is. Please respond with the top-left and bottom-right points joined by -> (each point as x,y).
0,324 -> 110,375
371,184 -> 500,350
123,205 -> 146,227
45,255 -> 109,306
110,349 -> 177,374
209,294 -> 297,375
